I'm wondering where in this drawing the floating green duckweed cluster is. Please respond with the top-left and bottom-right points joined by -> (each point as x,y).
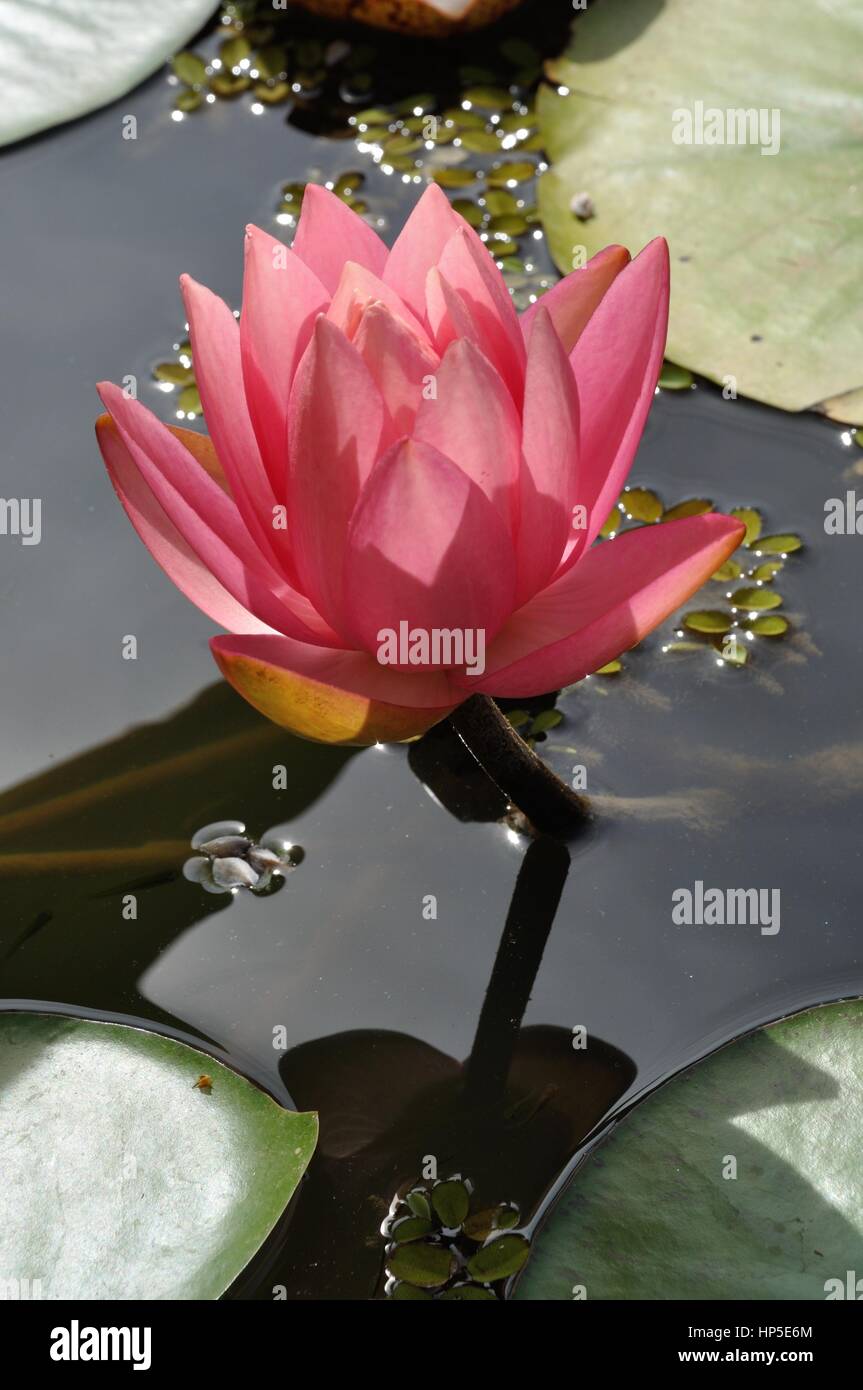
166,2 -> 553,307
599,491 -> 803,670
383,1176 -> 529,1299
152,336 -> 201,418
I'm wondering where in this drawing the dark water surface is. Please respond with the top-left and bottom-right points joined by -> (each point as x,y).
1,9 -> 861,1300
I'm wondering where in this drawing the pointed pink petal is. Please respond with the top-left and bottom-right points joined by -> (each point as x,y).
240,224 -> 328,499
515,305 -> 580,604
180,273 -> 290,575
291,184 -> 388,295
343,438 -> 516,659
435,227 -> 526,401
212,634 -> 460,745
520,245 -> 630,352
559,238 -> 670,576
97,385 -> 341,646
454,513 -> 745,696
426,265 -> 484,354
413,337 -> 520,529
287,316 -> 385,633
97,414 -> 275,636
353,301 -> 440,448
383,183 -> 463,324
327,260 -> 430,348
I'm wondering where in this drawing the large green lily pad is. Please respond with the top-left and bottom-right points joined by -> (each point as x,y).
517,1000 -> 863,1299
0,1012 -> 317,1299
538,0 -> 863,422
0,0 -> 218,147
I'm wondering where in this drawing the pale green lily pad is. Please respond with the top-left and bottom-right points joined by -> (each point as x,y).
744,614 -> 790,637
683,610 -> 732,635
621,487 -> 662,522
731,586 -> 783,611
0,1012 -> 317,1300
538,0 -> 863,420
517,1000 -> 863,1300
0,0 -> 219,147
754,534 -> 803,555
730,507 -> 763,547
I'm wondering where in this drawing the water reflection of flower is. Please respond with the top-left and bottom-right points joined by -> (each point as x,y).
182,819 -> 303,896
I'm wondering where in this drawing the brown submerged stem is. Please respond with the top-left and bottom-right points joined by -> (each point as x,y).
448,695 -> 589,839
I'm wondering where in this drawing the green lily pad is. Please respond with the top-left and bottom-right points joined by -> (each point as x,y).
405,1189 -> 432,1220
753,534 -> 803,555
518,1000 -> 863,1300
487,161 -> 536,186
461,130 -> 503,155
730,507 -> 763,547
743,614 -> 790,637
731,587 -> 783,611
432,1179 -> 471,1229
662,498 -> 713,521
683,610 -> 732,635
433,169 -> 477,189
537,0 -> 863,421
620,487 -> 663,522
751,560 -> 784,582
392,1215 -> 434,1243
467,1232 -> 530,1281
594,659 -> 622,675
658,362 -> 694,391
0,1012 -> 317,1300
0,0 -> 219,147
386,1241 -> 457,1289
711,559 -> 742,582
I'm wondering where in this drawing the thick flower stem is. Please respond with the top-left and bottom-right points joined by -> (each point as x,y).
448,695 -> 589,838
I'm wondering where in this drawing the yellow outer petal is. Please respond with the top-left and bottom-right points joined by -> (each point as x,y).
212,644 -> 460,746
96,412 -> 228,491
288,0 -> 522,38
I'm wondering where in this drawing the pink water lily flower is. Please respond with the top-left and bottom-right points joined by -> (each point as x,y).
96,185 -> 743,745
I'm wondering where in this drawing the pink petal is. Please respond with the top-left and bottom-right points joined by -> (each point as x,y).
287,316 -> 385,634
383,183 -> 463,325
413,337 -> 520,528
515,305 -> 580,604
520,245 -> 630,353
353,301 -> 440,448
454,513 -> 745,696
212,634 -> 460,745
435,227 -> 526,401
97,385 -> 341,646
97,414 -> 274,636
240,224 -> 328,499
343,438 -> 516,660
291,183 -> 388,295
327,260 -> 430,349
180,273 -> 289,575
426,265 -> 484,353
559,238 -> 670,575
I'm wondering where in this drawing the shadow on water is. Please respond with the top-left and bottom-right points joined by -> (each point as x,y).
0,682 -> 355,1031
